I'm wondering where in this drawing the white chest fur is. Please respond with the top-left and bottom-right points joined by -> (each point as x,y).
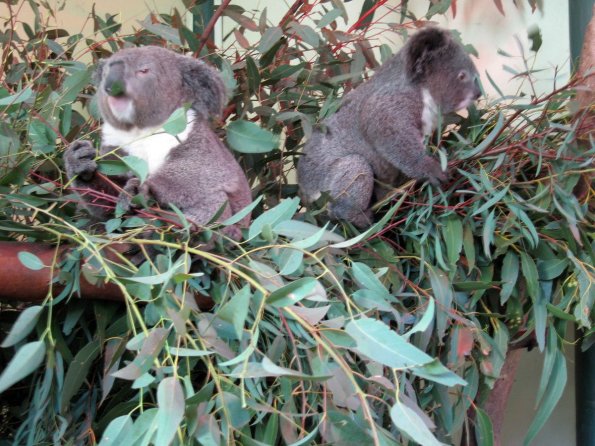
101,110 -> 196,176
421,88 -> 438,136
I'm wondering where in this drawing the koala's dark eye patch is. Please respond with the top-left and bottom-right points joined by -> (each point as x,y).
458,70 -> 468,81
137,68 -> 150,75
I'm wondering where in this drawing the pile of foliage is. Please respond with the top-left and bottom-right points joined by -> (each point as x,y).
0,1 -> 592,445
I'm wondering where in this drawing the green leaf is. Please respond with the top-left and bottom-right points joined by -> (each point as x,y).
1,305 -> 43,347
520,252 -> 539,301
98,415 -> 133,446
472,185 -> 509,217
121,408 -> 158,445
442,215 -> 463,266
258,26 -> 283,53
113,328 -> 169,380
524,350 -> 567,446
222,196 -> 263,226
0,341 -> 46,394
226,120 -> 279,154
461,112 -> 504,159
317,8 -> 343,28
390,401 -> 445,446
61,340 -> 101,411
97,159 -> 130,176
217,285 -> 252,339
482,209 -> 497,259
139,16 -> 181,45
405,298 -> 435,339
352,262 -> 390,295
528,25 -> 542,52
500,251 -> 519,304
275,220 -> 344,248
155,377 -> 185,446
412,358 -> 467,386
345,318 -> 434,369
0,86 -> 33,106
122,156 -> 149,184
330,193 -> 406,248
269,63 -> 306,80
268,277 -> 317,307
474,407 -> 494,446
17,251 -> 45,270
429,267 -> 453,340
168,347 -> 212,357
289,23 -> 320,47
248,197 -> 300,240
162,106 -> 188,135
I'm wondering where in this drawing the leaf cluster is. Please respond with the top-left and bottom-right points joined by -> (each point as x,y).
0,1 -> 592,445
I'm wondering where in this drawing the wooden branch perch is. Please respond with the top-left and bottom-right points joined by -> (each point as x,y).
0,241 -> 213,309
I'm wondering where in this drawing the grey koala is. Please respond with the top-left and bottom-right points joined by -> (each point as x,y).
297,27 -> 481,227
64,46 -> 252,239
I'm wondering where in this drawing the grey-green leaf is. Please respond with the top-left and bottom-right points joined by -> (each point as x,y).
227,119 -> 279,153
345,318 -> 433,369
0,341 -> 46,394
17,251 -> 45,271
1,305 -> 43,347
155,377 -> 185,446
390,401 -> 446,446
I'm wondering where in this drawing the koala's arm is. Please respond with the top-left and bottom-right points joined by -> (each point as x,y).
358,91 -> 446,185
64,141 -> 129,219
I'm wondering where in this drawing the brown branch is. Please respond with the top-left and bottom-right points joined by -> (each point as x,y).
196,0 -> 232,56
0,242 -> 213,309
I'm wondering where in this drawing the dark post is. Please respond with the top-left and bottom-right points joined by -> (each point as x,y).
570,1 -> 595,445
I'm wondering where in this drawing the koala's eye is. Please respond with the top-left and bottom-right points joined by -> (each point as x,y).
458,70 -> 468,81
137,68 -> 150,75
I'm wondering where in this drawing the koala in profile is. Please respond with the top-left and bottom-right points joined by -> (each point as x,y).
297,27 -> 481,227
64,46 -> 251,239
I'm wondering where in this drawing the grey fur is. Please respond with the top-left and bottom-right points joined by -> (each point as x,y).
297,27 -> 481,227
64,46 -> 252,239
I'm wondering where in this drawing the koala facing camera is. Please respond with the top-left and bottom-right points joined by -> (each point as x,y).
64,46 -> 252,239
297,27 -> 482,227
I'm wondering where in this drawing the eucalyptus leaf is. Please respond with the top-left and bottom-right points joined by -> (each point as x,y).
1,305 -> 43,347
0,341 -> 46,394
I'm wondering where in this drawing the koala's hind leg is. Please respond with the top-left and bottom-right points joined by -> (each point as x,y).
326,155 -> 374,228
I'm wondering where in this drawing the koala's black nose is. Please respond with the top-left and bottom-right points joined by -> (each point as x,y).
104,62 -> 126,97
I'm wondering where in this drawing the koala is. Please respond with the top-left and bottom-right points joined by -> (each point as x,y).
297,27 -> 481,227
64,46 -> 252,239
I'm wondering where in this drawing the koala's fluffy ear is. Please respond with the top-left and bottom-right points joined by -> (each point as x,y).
180,57 -> 227,118
405,27 -> 450,80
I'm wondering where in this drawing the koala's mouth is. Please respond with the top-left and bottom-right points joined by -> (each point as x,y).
107,96 -> 135,123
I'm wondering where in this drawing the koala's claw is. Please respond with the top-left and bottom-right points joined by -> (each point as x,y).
118,177 -> 142,212
65,140 -> 97,182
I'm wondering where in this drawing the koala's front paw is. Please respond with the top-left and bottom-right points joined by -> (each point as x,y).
425,157 -> 448,186
64,140 -> 97,182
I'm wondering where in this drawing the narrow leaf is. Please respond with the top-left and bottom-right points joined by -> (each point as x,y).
1,305 -> 43,347
155,377 -> 185,446
0,341 -> 46,394
390,401 -> 446,446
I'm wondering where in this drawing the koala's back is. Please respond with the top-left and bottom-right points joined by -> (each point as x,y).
298,70 -> 414,202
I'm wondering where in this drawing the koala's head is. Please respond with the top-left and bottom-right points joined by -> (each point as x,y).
94,46 -> 226,129
404,27 -> 481,113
